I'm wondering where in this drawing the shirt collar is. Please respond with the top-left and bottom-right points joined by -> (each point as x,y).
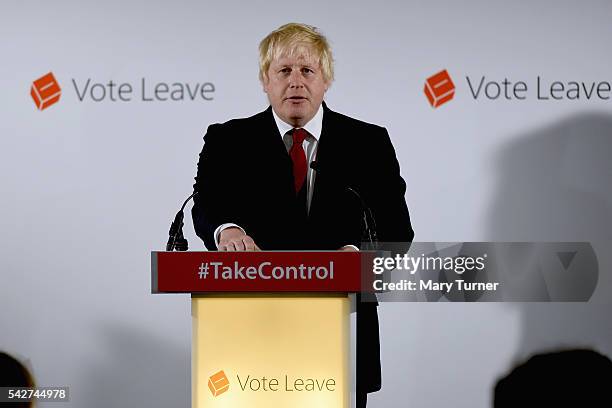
271,104 -> 324,140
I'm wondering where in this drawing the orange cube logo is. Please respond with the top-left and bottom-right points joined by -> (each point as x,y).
31,72 -> 61,111
424,69 -> 455,108
208,370 -> 230,397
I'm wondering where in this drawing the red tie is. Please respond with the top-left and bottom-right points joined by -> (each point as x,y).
290,128 -> 308,193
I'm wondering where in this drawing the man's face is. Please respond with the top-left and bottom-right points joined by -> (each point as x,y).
263,51 -> 330,128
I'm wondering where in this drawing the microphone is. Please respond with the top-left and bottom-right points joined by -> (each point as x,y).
166,191 -> 198,251
310,161 -> 378,247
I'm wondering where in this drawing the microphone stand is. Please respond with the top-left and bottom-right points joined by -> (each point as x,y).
347,186 -> 378,250
166,191 -> 198,251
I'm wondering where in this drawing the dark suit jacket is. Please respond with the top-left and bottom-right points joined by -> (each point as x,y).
192,102 -> 414,392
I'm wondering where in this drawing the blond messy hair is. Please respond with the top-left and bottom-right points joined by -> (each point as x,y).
258,23 -> 334,83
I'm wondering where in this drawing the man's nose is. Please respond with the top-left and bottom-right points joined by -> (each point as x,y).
288,70 -> 304,88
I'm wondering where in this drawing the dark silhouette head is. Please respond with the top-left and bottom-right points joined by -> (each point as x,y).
494,349 -> 612,407
0,352 -> 35,407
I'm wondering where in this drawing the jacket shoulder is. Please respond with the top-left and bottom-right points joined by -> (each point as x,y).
326,108 -> 387,134
204,109 -> 270,136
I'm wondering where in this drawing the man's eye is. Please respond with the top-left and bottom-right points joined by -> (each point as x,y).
280,68 -> 291,74
302,68 -> 313,74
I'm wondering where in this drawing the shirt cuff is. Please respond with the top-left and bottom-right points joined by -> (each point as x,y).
214,223 -> 246,248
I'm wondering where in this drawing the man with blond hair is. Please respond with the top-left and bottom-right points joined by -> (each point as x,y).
192,23 -> 414,407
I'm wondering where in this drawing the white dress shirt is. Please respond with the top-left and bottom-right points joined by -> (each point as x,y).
274,104 -> 322,210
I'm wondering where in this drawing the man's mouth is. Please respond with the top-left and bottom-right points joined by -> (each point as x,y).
286,96 -> 307,101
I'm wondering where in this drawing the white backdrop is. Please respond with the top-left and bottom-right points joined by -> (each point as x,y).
2,1 -> 612,407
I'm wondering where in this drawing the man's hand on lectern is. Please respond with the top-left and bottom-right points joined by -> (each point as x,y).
218,227 -> 261,251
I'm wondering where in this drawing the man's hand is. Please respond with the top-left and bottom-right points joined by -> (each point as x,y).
218,227 -> 260,251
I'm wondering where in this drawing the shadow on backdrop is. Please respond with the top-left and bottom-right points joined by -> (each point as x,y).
487,112 -> 612,368
78,322 -> 189,408
488,112 -> 612,241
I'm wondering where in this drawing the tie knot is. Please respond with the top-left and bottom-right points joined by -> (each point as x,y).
292,128 -> 308,145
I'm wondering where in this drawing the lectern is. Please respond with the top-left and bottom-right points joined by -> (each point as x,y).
151,251 -> 364,408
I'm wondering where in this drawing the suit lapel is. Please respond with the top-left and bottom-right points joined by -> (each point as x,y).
256,106 -> 296,201
310,102 -> 341,219
315,102 -> 339,169
258,106 -> 291,160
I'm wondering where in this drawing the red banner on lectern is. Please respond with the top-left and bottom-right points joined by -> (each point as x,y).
151,251 -> 364,293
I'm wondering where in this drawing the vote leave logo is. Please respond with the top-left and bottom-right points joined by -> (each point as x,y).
208,370 -> 230,397
31,72 -> 62,111
424,69 -> 456,108
424,68 -> 612,107
29,71 -> 216,109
